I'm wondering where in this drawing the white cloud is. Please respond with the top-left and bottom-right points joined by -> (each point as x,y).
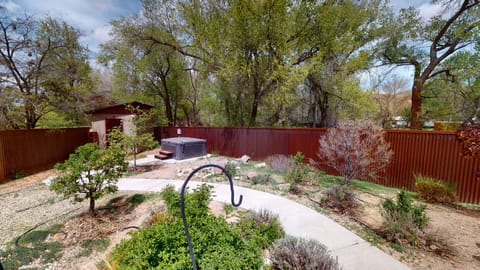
418,2 -> 445,21
0,0 -> 21,11
93,25 -> 113,44
389,0 -> 428,11
8,0 -> 141,61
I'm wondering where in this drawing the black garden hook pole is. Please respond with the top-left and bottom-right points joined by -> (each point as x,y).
180,164 -> 243,270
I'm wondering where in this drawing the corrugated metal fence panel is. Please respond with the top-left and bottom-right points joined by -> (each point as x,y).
154,127 -> 480,203
0,128 -> 90,181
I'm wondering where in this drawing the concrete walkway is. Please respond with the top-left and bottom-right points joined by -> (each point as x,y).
117,177 -> 410,270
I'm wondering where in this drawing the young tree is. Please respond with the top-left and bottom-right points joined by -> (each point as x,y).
372,75 -> 411,128
109,105 -> 159,170
379,0 -> 480,129
318,120 -> 393,185
50,143 -> 128,215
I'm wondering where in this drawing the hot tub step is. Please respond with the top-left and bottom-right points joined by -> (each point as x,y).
155,154 -> 170,160
155,150 -> 174,160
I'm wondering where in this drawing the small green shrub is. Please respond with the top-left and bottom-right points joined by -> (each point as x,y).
285,152 -> 311,185
415,175 -> 456,203
381,190 -> 429,246
10,170 -> 25,180
323,184 -> 357,213
288,182 -> 302,195
251,174 -> 272,185
224,161 -> 238,177
160,184 -> 213,218
270,236 -> 341,270
127,193 -> 147,205
237,209 -> 285,249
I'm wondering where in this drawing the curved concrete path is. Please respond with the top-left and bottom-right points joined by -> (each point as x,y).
117,177 -> 410,270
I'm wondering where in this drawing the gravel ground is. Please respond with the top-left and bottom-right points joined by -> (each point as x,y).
0,170 -> 157,270
0,180 -> 84,250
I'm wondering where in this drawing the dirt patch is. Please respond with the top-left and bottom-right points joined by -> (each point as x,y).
338,190 -> 480,270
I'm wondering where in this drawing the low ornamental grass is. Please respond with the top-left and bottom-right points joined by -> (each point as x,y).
415,175 -> 456,203
270,236 -> 341,270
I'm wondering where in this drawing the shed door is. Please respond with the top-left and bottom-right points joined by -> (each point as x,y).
105,118 -> 123,145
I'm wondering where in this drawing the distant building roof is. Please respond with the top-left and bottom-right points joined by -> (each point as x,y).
88,102 -> 153,115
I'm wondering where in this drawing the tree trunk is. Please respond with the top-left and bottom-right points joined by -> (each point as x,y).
410,77 -> 424,130
89,197 -> 95,215
319,92 -> 329,128
249,94 -> 260,126
161,77 -> 174,126
25,100 -> 37,129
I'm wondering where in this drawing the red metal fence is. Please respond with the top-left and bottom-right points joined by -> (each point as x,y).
155,126 -> 480,204
0,128 -> 90,182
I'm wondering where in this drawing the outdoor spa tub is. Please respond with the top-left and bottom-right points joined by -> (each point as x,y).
160,137 -> 207,160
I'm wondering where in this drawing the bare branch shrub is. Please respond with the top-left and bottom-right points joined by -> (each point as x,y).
318,120 -> 393,185
266,154 -> 293,173
323,184 -> 357,214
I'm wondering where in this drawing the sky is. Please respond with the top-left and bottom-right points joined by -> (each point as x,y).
1,0 -> 444,83
1,0 -> 142,58
1,0 -> 442,56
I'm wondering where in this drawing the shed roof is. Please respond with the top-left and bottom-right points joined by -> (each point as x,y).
88,102 -> 153,115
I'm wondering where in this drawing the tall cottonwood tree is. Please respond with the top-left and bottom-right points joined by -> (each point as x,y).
178,0 -> 293,126
100,0 -> 402,127
0,14 -> 92,129
380,0 -> 480,129
423,51 -> 480,124
296,0 -> 388,127
141,0 -> 389,126
99,4 -> 190,126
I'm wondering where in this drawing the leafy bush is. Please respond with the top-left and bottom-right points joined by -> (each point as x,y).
381,190 -> 429,246
110,184 -> 284,269
456,125 -> 480,157
160,184 -> 212,218
323,184 -> 357,213
415,175 -> 456,203
224,161 -> 238,177
285,152 -> 310,184
251,174 -> 272,185
270,236 -> 340,270
50,142 -> 128,215
288,182 -> 302,195
266,154 -> 293,173
236,209 -> 285,249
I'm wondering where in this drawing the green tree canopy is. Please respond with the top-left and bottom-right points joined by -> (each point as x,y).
0,14 -> 93,129
379,0 -> 480,129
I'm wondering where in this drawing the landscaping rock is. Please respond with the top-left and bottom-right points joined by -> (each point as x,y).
254,162 -> 266,168
240,155 -> 251,163
247,171 -> 258,179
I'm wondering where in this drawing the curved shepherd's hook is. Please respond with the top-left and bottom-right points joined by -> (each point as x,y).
180,164 -> 243,270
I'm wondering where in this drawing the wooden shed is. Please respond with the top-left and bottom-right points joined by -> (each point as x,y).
89,102 -> 154,147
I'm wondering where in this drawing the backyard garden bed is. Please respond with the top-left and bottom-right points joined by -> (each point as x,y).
0,153 -> 479,269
